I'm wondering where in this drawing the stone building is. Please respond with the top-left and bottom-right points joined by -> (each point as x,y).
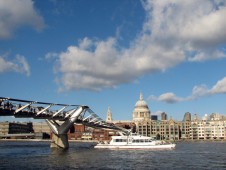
0,121 -> 34,139
33,122 -> 51,139
132,93 -> 180,140
68,123 -> 119,141
183,112 -> 191,121
190,115 -> 226,140
0,122 -> 10,137
136,119 -> 180,140
178,121 -> 191,140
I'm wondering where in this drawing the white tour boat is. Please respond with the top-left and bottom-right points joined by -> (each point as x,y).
94,133 -> 176,149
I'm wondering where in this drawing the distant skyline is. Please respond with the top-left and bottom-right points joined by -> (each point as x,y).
0,0 -> 226,122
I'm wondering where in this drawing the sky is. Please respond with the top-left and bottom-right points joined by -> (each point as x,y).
1,0 -> 226,122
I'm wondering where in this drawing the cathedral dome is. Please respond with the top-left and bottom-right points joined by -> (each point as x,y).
133,93 -> 151,121
135,93 -> 149,108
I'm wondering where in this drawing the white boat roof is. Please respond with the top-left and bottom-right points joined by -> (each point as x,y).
111,134 -> 153,140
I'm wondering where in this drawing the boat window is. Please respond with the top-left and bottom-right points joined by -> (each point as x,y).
132,139 -> 153,143
132,139 -> 139,143
115,139 -> 127,142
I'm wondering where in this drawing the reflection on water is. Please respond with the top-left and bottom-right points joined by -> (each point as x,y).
0,141 -> 226,170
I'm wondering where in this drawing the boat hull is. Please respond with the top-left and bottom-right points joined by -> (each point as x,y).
94,143 -> 176,149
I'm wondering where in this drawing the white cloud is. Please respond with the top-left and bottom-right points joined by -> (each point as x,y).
149,76 -> 226,104
56,37 -> 145,91
45,52 -> 58,60
158,92 -> 184,103
53,0 -> 226,91
0,55 -> 30,76
0,0 -> 44,39
155,1 -> 225,40
181,4 -> 226,47
188,50 -> 226,62
189,85 -> 210,100
211,77 -> 226,94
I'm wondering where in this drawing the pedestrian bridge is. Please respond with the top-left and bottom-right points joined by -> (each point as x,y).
0,97 -> 128,149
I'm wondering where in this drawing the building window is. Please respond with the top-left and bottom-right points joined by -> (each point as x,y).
140,112 -> 144,117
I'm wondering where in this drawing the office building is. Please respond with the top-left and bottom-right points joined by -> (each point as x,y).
161,112 -> 167,120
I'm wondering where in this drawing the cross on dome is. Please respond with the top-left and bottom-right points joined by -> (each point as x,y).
140,92 -> 143,100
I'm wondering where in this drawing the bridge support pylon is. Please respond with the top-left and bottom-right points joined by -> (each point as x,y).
46,106 -> 88,149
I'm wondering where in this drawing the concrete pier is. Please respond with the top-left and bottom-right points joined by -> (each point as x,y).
50,133 -> 69,149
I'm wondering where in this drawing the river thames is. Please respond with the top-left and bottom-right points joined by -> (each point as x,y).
0,141 -> 225,170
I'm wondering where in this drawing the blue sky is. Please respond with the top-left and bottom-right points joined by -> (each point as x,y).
1,0 -> 226,122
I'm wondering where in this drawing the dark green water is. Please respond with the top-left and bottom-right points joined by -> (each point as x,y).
0,141 -> 225,170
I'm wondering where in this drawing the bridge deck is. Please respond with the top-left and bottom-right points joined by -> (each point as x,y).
0,97 -> 128,133
0,97 -> 129,149
0,108 -> 65,120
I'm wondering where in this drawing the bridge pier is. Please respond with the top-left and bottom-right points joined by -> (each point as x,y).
50,133 -> 69,149
46,106 -> 88,149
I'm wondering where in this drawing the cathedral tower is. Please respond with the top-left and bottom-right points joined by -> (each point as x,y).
106,107 -> 112,122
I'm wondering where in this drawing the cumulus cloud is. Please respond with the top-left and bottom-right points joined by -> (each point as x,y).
182,85 -> 211,101
148,92 -> 184,103
188,50 -> 226,62
0,0 -> 44,39
148,76 -> 226,104
211,77 -> 226,94
53,0 -> 226,91
0,55 -> 30,76
159,93 -> 184,103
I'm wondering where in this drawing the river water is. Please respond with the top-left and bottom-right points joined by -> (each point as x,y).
0,141 -> 225,170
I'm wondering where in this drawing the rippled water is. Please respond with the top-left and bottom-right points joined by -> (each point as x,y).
0,141 -> 225,170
